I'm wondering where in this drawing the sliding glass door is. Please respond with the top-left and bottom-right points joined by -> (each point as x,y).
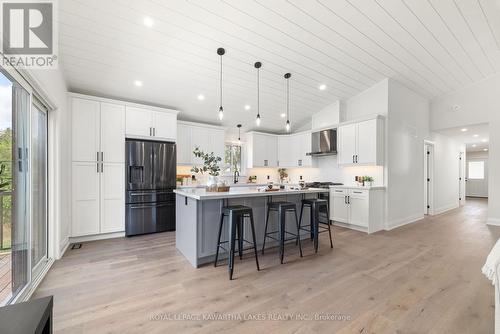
31,100 -> 48,278
0,68 -> 49,305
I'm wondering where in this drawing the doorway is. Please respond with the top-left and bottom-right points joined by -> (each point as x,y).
424,142 -> 434,215
466,152 -> 489,198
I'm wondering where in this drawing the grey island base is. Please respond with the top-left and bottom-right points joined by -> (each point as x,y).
174,187 -> 329,267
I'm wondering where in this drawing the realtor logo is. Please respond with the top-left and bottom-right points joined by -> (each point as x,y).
1,0 -> 58,68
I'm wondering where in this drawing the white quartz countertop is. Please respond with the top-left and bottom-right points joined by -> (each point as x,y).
329,185 -> 386,190
174,187 -> 328,200
177,183 -> 269,189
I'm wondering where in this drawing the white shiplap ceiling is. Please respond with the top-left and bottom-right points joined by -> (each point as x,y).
437,122 -> 490,151
59,0 -> 500,132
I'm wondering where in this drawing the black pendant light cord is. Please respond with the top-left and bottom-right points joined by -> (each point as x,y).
257,66 -> 260,117
284,73 -> 291,130
217,48 -> 225,119
220,53 -> 223,109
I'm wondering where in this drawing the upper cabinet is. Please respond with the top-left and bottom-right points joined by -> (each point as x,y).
246,132 -> 278,168
276,132 -> 313,168
338,117 -> 384,166
177,122 -> 225,165
125,106 -> 177,141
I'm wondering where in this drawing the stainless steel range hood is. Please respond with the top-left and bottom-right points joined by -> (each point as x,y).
306,128 -> 337,156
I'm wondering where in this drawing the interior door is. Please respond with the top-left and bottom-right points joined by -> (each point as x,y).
100,102 -> 125,163
356,119 -> 377,164
466,158 -> 488,197
154,112 -> 177,140
101,163 -> 125,233
338,124 -> 357,165
71,98 -> 99,162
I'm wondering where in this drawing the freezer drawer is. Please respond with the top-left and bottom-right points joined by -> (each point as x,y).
125,201 -> 175,236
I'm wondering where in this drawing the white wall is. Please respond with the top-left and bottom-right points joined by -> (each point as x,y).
431,73 -> 500,225
345,79 -> 388,121
26,68 -> 69,259
386,79 -> 430,228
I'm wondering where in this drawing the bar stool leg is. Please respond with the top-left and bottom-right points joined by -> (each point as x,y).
237,215 -> 243,260
261,207 -> 271,254
296,202 -> 304,246
228,212 -> 237,280
309,204 -> 314,241
279,207 -> 286,264
294,208 -> 303,258
326,204 -> 333,249
313,203 -> 319,253
249,211 -> 260,271
214,212 -> 225,267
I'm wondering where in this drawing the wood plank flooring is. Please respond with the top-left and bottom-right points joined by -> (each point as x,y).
0,252 -> 11,304
33,198 -> 499,333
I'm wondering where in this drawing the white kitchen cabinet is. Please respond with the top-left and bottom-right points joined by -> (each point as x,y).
338,117 -> 384,166
247,132 -> 278,168
278,136 -> 294,167
125,106 -> 177,141
100,102 -> 125,163
70,95 -> 127,237
330,186 -> 385,233
125,106 -> 153,138
71,162 -> 100,236
100,163 -> 125,233
154,111 -> 177,141
177,122 -> 226,166
297,132 -> 313,167
71,98 -> 100,162
176,123 -> 192,165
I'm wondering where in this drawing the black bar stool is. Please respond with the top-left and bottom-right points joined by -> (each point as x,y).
298,198 -> 333,253
262,202 -> 303,264
214,205 -> 260,280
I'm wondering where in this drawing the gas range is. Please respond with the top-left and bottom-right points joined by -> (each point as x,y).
305,182 -> 343,189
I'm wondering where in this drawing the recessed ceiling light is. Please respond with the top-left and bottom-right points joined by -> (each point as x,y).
473,134 -> 479,138
134,80 -> 143,87
143,16 -> 154,27
484,148 -> 489,151
197,94 -> 205,101
482,139 -> 488,143
244,105 -> 251,110
280,113 -> 286,118
461,128 -> 468,132
472,144 -> 477,147
319,84 -> 327,91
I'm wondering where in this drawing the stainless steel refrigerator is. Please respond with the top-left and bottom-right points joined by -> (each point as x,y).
125,139 -> 176,236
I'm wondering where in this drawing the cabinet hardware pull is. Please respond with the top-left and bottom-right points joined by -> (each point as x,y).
153,127 -> 156,136
344,196 -> 347,204
97,162 -> 99,173
356,155 -> 358,163
352,155 -> 355,163
101,152 -> 104,162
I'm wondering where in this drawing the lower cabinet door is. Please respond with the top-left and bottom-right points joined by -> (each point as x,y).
348,193 -> 369,227
72,162 -> 100,236
331,194 -> 349,223
101,163 -> 125,233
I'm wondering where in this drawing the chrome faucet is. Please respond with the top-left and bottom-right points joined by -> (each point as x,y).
233,170 -> 240,184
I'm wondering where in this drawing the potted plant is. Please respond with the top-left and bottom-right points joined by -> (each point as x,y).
190,147 -> 222,188
362,176 -> 374,187
278,168 -> 288,183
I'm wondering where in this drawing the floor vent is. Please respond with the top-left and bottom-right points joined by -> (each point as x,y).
71,243 -> 82,250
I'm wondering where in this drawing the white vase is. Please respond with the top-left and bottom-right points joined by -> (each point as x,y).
207,175 -> 218,187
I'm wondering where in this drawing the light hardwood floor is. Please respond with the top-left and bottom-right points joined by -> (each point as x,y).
34,198 -> 498,333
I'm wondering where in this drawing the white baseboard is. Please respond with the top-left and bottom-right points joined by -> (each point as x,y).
386,214 -> 424,231
58,237 -> 70,259
487,218 -> 500,226
433,203 -> 459,215
69,231 -> 125,244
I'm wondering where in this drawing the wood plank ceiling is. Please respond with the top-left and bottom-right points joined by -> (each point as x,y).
59,0 -> 500,132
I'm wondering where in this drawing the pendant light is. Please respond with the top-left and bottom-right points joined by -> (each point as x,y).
217,47 -> 225,121
284,73 -> 291,132
255,62 -> 262,126
237,124 -> 242,146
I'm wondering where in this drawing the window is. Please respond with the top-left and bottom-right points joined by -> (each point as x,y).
468,161 -> 485,179
224,144 -> 242,175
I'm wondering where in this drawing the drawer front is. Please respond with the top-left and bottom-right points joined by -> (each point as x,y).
349,189 -> 368,198
330,188 -> 347,195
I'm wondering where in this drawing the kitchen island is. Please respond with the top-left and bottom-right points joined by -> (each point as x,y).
174,187 -> 329,267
